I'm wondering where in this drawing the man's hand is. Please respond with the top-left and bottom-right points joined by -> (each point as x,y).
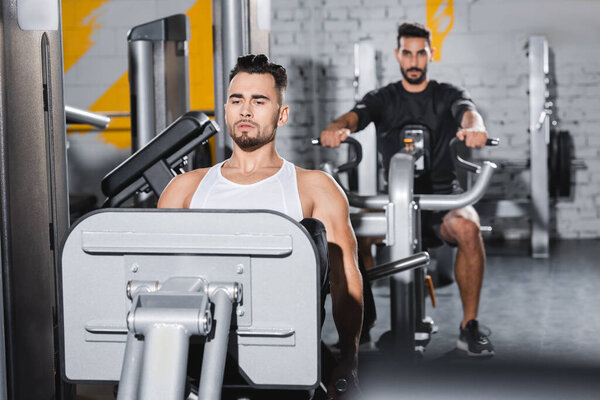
320,126 -> 351,148
327,360 -> 360,399
456,128 -> 488,148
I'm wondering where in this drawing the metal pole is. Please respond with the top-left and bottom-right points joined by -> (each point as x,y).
387,153 -> 417,356
138,326 -> 190,400
0,0 -> 71,397
117,333 -> 145,400
528,36 -> 550,258
214,0 -> 249,161
65,105 -> 110,128
198,289 -> 235,400
353,38 -> 378,196
366,252 -> 430,282
129,40 -> 155,153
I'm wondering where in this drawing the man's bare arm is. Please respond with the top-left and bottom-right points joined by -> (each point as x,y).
309,171 -> 363,395
457,110 -> 488,148
320,111 -> 360,148
157,170 -> 205,208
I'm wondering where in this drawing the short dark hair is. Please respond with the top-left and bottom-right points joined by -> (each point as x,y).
397,22 -> 431,49
229,54 -> 287,101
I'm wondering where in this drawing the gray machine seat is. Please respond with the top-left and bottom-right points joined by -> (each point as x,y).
59,209 -> 321,396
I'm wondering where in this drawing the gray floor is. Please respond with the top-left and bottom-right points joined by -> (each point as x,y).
322,239 -> 600,399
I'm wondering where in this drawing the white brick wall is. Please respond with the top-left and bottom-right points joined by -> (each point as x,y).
271,0 -> 600,239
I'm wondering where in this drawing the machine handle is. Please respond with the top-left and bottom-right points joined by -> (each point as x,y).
418,161 -> 497,211
311,136 -> 363,173
449,137 -> 500,174
366,252 -> 430,281
65,105 -> 111,129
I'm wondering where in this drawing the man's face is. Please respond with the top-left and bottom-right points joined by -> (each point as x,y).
395,37 -> 432,85
224,72 -> 288,150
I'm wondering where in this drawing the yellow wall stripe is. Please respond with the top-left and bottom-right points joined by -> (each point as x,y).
426,0 -> 454,62
62,0 -> 110,72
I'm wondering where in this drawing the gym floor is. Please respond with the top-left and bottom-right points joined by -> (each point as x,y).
78,239 -> 600,399
321,239 -> 600,399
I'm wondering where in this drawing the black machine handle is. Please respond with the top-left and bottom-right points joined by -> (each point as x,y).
449,137 -> 499,174
311,136 -> 363,173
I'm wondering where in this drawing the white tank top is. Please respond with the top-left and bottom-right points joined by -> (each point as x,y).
189,159 -> 304,221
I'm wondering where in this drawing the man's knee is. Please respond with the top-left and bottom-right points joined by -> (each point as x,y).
442,215 -> 481,245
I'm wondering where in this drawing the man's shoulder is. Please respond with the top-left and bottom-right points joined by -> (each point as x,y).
296,167 -> 347,202
295,166 -> 333,188
295,167 -> 348,219
431,80 -> 467,95
159,167 -> 211,208
172,167 -> 210,187
371,80 -> 404,96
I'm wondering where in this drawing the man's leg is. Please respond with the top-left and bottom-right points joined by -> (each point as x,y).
439,206 -> 493,356
439,206 -> 484,327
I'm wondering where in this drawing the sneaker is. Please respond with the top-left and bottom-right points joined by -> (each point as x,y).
457,319 -> 495,357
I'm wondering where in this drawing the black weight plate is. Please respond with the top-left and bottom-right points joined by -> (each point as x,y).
548,130 -> 559,197
558,130 -> 572,197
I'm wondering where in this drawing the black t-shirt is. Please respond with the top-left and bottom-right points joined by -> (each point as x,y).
351,80 -> 476,194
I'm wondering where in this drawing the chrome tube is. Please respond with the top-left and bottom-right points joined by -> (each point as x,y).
65,105 -> 110,128
366,252 -> 430,282
418,161 -> 497,211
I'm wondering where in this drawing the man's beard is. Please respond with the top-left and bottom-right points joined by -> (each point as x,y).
229,119 -> 277,150
401,66 -> 427,85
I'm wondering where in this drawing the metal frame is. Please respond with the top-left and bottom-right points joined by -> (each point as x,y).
349,153 -> 496,355
60,210 -> 321,395
128,14 -> 190,154
212,0 -> 270,162
0,0 -> 71,397
528,36 -> 551,258
352,38 -> 378,196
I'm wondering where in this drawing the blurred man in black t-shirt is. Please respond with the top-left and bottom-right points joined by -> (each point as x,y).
320,22 -> 494,357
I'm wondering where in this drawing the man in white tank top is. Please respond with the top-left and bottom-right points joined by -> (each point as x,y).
158,54 -> 362,398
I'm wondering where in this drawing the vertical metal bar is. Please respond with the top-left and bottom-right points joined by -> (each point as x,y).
0,237 -> 7,400
129,40 -> 155,154
212,0 -> 225,162
353,38 -> 378,196
216,0 -> 249,160
528,36 -> 550,258
198,290 -> 234,400
117,333 -> 145,400
0,0 -> 69,396
387,153 -> 416,355
138,326 -> 190,400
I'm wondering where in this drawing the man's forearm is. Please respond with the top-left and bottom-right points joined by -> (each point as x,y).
327,111 -> 359,133
329,243 -> 363,363
461,110 -> 486,131
331,282 -> 363,363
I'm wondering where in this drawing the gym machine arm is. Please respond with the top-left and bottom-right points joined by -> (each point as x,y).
418,138 -> 498,211
312,138 -> 431,278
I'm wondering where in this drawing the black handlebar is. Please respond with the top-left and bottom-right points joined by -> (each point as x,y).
449,137 -> 500,174
311,136 -> 363,172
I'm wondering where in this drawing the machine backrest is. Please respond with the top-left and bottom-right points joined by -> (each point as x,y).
59,209 -> 320,389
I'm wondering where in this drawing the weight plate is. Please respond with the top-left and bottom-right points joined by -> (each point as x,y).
548,130 -> 559,197
557,130 -> 572,197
